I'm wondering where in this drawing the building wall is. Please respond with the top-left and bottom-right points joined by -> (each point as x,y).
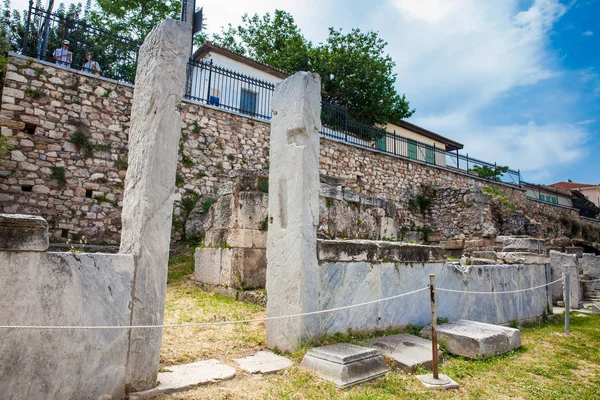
524,187 -> 572,207
580,187 -> 600,207
1,54 -> 598,244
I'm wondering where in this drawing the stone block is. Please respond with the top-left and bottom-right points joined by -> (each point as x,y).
233,351 -> 292,374
0,213 -> 49,251
300,344 -> 388,388
549,250 -> 580,307
403,231 -> 424,243
194,247 -> 223,286
581,254 -> 600,278
427,232 -> 444,243
496,236 -> 546,254
227,229 -> 254,248
343,188 -> 360,203
234,192 -> 268,230
591,304 -> 600,314
421,320 -> 521,359
470,258 -> 497,266
564,246 -> 584,258
471,251 -> 497,260
129,360 -> 235,399
379,217 -> 397,240
231,248 -> 266,289
441,239 -> 464,250
464,238 -> 495,250
496,252 -> 548,265
318,239 -> 446,263
362,334 -> 443,373
320,183 -> 343,200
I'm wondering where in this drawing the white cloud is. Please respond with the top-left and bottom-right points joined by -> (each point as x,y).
583,30 -> 594,36
575,119 -> 596,125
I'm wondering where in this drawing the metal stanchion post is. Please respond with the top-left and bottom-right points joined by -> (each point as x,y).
564,273 -> 570,335
429,274 -> 439,379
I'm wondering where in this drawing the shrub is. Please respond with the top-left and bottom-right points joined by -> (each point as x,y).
470,165 -> 509,181
114,158 -> 128,170
181,155 -> 194,168
201,198 -> 216,215
0,134 -> 15,158
24,87 -> 45,100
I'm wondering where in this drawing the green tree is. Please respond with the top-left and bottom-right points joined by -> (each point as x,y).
90,0 -> 182,42
471,165 -> 509,181
211,10 -> 414,125
212,10 -> 311,74
312,28 -> 414,125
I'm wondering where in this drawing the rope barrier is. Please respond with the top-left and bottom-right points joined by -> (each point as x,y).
577,277 -> 600,283
0,286 -> 430,330
436,278 -> 563,295
0,275 -> 583,330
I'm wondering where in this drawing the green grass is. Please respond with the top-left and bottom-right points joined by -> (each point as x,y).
167,242 -> 197,283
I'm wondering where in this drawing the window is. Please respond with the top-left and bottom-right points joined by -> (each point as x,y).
407,140 -> 417,160
426,146 -> 435,164
240,88 -> 257,115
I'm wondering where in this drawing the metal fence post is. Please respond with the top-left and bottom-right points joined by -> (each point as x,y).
429,274 -> 439,379
545,263 -> 552,314
393,130 -> 397,155
466,153 -> 469,172
563,273 -> 570,335
205,58 -> 213,104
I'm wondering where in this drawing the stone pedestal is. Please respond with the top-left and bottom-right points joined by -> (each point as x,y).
300,344 -> 388,388
118,18 -> 191,392
266,72 -> 321,352
0,213 -> 48,251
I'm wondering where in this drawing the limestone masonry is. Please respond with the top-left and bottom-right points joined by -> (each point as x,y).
1,54 -> 599,245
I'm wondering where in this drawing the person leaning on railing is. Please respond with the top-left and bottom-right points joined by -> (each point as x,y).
53,40 -> 73,67
82,52 -> 102,76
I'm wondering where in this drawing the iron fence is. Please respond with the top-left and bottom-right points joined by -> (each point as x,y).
185,59 -> 276,120
184,60 -> 521,186
21,4 -> 140,83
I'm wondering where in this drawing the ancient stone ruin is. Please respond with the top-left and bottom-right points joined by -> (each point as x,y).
0,18 -> 192,399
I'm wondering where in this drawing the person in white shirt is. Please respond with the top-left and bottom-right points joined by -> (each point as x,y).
82,52 -> 102,76
53,40 -> 72,67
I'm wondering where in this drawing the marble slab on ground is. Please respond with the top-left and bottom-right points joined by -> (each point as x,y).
234,351 -> 292,374
128,360 -> 236,399
421,319 -> 521,359
300,343 -> 388,388
362,334 -> 443,373
592,303 -> 600,314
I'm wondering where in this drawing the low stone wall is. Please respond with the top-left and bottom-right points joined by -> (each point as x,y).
316,239 -> 550,335
0,250 -> 134,399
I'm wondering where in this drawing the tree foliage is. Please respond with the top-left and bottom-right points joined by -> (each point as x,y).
471,165 -> 509,181
90,0 -> 181,42
211,10 -> 414,125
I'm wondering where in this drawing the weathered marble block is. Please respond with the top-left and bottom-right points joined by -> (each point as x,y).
0,213 -> 48,251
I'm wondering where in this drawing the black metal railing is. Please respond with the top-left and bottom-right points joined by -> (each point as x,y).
184,60 -> 522,186
185,59 -> 276,120
21,4 -> 140,83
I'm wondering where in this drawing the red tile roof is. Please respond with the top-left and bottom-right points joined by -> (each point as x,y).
549,181 -> 598,189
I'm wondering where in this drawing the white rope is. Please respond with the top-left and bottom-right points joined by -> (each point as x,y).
0,286 -> 430,330
436,278 -> 563,295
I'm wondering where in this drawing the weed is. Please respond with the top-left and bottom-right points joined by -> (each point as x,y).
24,87 -> 45,99
181,155 -> 194,168
227,153 -> 235,161
191,122 -> 200,134
175,173 -> 184,187
408,194 -> 432,214
201,198 -> 216,215
0,135 -> 16,158
483,185 -> 516,210
94,143 -> 111,152
102,88 -> 113,98
196,170 -> 207,179
49,166 -> 66,186
257,177 -> 269,193
93,194 -> 110,203
325,198 -> 334,208
114,158 -> 128,170
259,217 -> 268,231
69,131 -> 94,158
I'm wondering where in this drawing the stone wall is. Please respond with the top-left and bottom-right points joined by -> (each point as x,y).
1,54 -> 599,245
316,239 -> 550,335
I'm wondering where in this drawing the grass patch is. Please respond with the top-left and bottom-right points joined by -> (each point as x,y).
49,166 -> 66,186
483,185 -> 516,210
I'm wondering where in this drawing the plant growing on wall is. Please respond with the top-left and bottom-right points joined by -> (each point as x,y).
69,131 -> 94,158
0,134 -> 15,158
408,184 -> 436,214
483,186 -> 516,210
49,166 -> 66,186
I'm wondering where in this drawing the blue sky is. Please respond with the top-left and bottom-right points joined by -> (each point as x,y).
13,0 -> 600,184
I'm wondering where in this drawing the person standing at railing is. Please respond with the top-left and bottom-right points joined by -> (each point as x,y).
82,52 -> 102,76
53,40 -> 73,67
